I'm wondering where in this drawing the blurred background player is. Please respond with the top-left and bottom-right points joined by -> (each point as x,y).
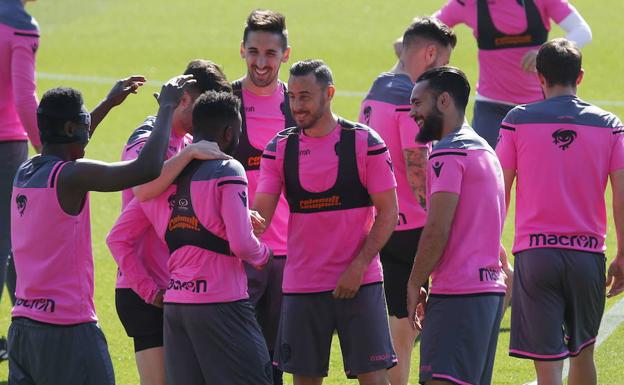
497,38 -> 624,385
233,10 -> 294,385
359,17 -> 456,385
406,67 -> 507,385
108,91 -> 273,385
112,59 -> 231,385
255,60 -> 398,385
8,75 -> 193,385
0,0 -> 40,359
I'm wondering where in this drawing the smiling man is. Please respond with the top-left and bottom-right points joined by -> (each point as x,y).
233,10 -> 295,385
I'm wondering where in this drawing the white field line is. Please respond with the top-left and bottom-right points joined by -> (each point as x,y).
523,296 -> 624,385
37,72 -> 624,107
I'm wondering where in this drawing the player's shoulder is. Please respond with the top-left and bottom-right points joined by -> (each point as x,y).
433,124 -> 491,153
126,115 -> 156,145
192,159 -> 247,182
339,118 -> 386,148
365,72 -> 414,106
266,126 -> 298,153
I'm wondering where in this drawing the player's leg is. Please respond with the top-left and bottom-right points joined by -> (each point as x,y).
259,256 -> 286,385
274,293 -> 334,385
472,100 -> 514,149
564,250 -> 605,385
336,283 -> 395,384
387,316 -> 417,385
533,361 -> 564,385
115,288 -> 165,385
163,304 -> 206,385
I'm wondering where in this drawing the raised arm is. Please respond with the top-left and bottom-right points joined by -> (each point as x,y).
89,75 -> 146,136
58,75 -> 195,197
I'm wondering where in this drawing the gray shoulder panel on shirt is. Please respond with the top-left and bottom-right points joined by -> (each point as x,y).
506,97 -> 622,129
14,157 -> 60,188
0,0 -> 38,31
433,124 -> 494,153
364,73 -> 414,106
192,159 -> 247,182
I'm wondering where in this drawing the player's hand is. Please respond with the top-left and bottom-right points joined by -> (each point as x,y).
393,37 -> 404,58
187,140 -> 231,161
250,210 -> 266,236
521,50 -> 539,73
253,249 -> 273,271
333,260 -> 366,299
105,75 -> 146,107
153,75 -> 196,108
500,246 -> 514,308
151,289 -> 165,308
606,257 -> 624,297
407,276 -> 427,331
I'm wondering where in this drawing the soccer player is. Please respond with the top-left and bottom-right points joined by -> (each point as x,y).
112,59 -> 231,385
107,91 -> 273,385
234,10 -> 294,384
359,17 -> 456,385
432,0 -> 592,148
496,38 -> 624,385
255,60 -> 398,385
9,75 -> 193,385
406,67 -> 507,385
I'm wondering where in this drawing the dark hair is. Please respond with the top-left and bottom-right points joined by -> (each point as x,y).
289,60 -> 334,88
183,59 -> 232,95
37,87 -> 84,143
536,38 -> 582,87
403,17 -> 457,49
243,9 -> 288,50
416,66 -> 471,112
192,91 -> 241,136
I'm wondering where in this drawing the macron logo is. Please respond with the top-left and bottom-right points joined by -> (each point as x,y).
432,161 -> 444,177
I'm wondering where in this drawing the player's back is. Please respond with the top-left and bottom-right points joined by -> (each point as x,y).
497,95 -> 624,253
10,155 -> 95,324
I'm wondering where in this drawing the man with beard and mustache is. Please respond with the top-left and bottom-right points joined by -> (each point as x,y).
406,67 -> 507,385
358,17 -> 456,385
254,60 -> 398,385
107,91 -> 273,385
232,10 -> 295,385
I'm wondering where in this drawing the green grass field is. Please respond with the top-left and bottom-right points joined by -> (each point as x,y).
2,1 -> 624,384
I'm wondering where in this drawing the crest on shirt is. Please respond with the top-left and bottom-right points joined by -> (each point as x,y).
432,161 -> 444,177
238,191 -> 247,207
363,106 -> 372,126
16,194 -> 27,216
552,129 -> 577,150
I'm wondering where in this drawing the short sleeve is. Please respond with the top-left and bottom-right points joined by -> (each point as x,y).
365,130 -> 397,194
257,136 -> 284,195
496,110 -> 519,171
610,121 -> 624,173
434,0 -> 467,28
428,154 -> 465,195
544,0 -> 574,23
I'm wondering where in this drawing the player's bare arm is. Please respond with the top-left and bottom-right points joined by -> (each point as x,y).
407,191 -> 458,329
333,188 -> 398,300
608,168 -> 624,297
403,147 -> 428,209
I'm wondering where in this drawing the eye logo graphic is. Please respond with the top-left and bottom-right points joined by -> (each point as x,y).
432,161 -> 444,177
238,191 -> 247,207
16,194 -> 27,216
552,129 -> 577,150
363,106 -> 372,125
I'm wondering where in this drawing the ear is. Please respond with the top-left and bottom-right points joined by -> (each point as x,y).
282,46 -> 291,63
179,91 -> 192,108
63,120 -> 76,137
240,41 -> 246,59
425,44 -> 437,66
326,84 -> 336,100
537,72 -> 548,88
223,125 -> 233,143
576,68 -> 584,86
437,91 -> 451,111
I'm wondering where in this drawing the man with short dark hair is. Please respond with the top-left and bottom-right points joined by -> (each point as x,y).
497,38 -> 624,385
108,90 -> 273,385
359,17 -> 456,385
234,10 -> 295,385
255,59 -> 398,385
406,66 -> 507,385
8,75 -> 193,385
111,59 -> 231,385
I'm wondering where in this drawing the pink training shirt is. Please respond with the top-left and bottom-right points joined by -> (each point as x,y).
257,121 -> 397,293
496,95 -> 624,254
427,125 -> 506,295
115,116 -> 191,291
435,0 -> 574,104
107,159 -> 270,304
239,86 -> 289,256
360,72 -> 428,230
11,156 -> 96,324
0,20 -> 40,146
